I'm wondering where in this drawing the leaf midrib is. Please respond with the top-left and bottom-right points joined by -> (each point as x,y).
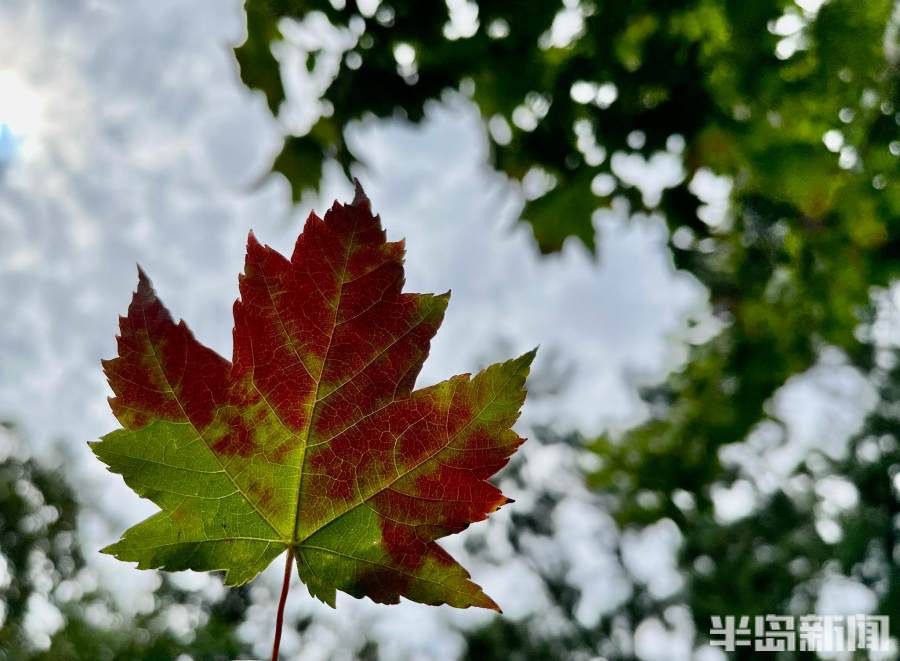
289,221 -> 358,547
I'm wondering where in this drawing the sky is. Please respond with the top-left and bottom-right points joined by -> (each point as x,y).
0,1 -> 881,659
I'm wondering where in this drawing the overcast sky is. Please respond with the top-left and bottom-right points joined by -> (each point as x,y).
0,1 -> 880,659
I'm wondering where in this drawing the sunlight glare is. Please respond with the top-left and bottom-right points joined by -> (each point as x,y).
0,70 -> 46,160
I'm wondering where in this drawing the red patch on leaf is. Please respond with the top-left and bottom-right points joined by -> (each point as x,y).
210,412 -> 256,457
104,270 -> 229,430
350,567 -> 411,605
379,518 -> 428,570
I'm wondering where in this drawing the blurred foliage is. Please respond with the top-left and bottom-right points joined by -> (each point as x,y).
236,0 -> 898,245
462,352 -> 900,659
0,424 -> 252,661
233,0 -> 900,656
676,351 -> 900,655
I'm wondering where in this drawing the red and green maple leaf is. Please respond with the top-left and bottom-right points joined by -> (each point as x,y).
91,183 -> 534,614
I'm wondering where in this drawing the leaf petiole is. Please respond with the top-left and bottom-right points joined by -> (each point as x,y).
271,547 -> 294,661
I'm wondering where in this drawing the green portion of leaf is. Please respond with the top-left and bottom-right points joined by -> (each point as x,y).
93,420 -> 283,585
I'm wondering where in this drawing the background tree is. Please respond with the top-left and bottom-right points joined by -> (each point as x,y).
0,424 -> 253,661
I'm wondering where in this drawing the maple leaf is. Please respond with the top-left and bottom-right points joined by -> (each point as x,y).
91,183 -> 534,614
